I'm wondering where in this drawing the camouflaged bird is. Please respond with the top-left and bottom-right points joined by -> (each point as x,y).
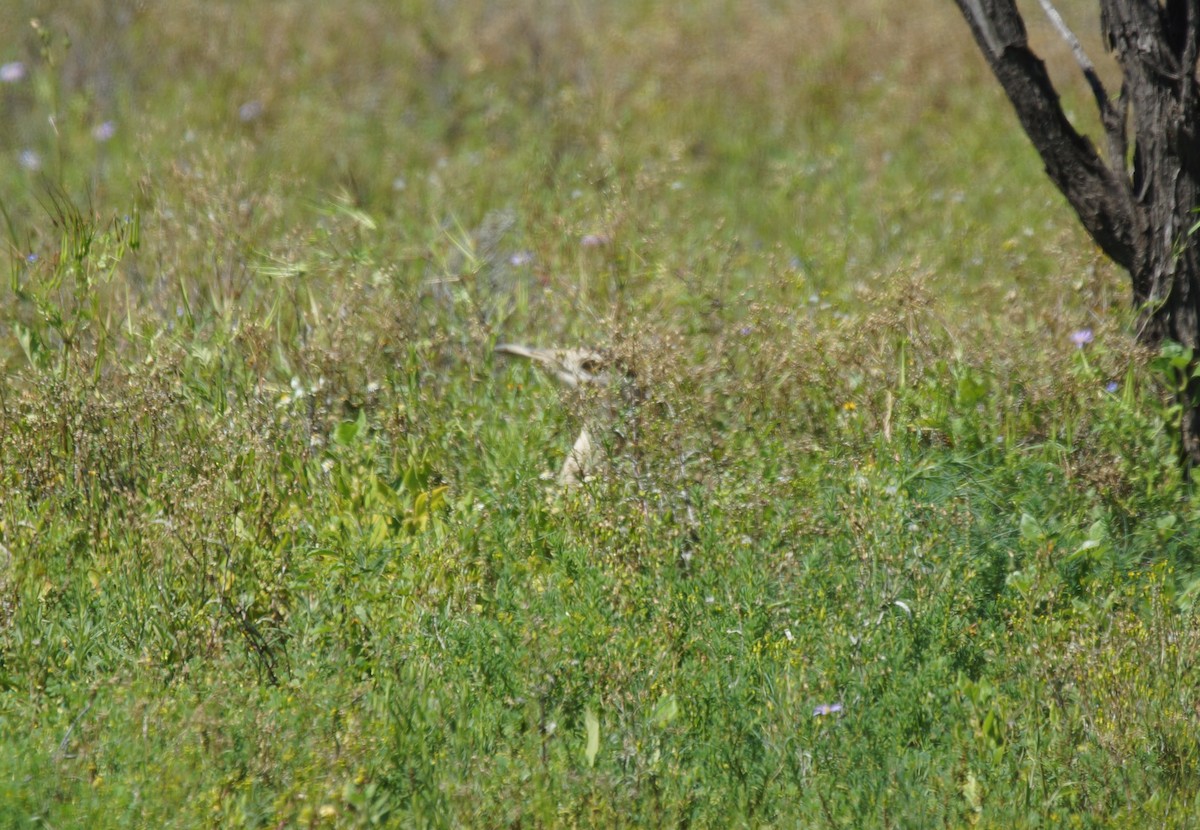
494,343 -> 628,487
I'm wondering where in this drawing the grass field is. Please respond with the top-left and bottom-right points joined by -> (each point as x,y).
2,1 -> 1200,826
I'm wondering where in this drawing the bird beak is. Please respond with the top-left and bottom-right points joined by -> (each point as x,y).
495,343 -> 607,388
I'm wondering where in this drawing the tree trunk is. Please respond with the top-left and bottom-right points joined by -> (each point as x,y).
951,0 -> 1200,466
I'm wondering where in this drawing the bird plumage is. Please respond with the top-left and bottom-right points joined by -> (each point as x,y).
493,343 -> 613,388
494,342 -> 622,487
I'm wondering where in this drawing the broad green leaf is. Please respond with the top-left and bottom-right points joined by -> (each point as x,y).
650,693 -> 678,728
334,418 -> 360,446
1018,513 -> 1043,544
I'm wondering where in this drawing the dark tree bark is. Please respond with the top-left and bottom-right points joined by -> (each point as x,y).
952,0 -> 1200,466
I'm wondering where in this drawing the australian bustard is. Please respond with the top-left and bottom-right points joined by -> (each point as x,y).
494,343 -> 630,487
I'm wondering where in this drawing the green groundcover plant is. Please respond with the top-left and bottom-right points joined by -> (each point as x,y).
1,1 -> 1198,827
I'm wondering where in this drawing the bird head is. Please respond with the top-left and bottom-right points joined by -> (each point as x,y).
494,343 -> 615,388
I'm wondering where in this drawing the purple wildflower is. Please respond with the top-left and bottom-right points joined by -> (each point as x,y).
812,702 -> 843,718
580,233 -> 610,248
0,62 -> 25,83
92,121 -> 116,142
1070,328 -> 1094,348
18,149 -> 40,171
238,100 -> 264,123
1106,381 -> 1119,394
26,253 -> 37,263
509,251 -> 534,267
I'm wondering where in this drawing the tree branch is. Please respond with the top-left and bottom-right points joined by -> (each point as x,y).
961,0 -> 1004,57
1035,0 -> 1128,177
1181,0 -> 1198,111
952,0 -> 1136,269
1035,0 -> 1106,108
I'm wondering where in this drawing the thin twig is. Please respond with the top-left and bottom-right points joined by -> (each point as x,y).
54,691 -> 96,761
1036,0 -> 1128,173
1036,0 -> 1108,106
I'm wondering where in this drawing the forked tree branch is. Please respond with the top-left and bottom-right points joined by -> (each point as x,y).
1034,0 -> 1128,175
951,0 -> 1136,270
1035,0 -> 1106,108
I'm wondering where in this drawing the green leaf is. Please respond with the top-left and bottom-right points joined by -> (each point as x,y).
584,708 -> 600,767
14,321 -> 42,367
650,693 -> 678,728
1065,538 -> 1101,564
1018,513 -> 1043,544
335,411 -> 366,445
962,770 -> 982,814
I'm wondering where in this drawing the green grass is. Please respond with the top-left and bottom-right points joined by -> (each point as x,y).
2,1 -> 1199,827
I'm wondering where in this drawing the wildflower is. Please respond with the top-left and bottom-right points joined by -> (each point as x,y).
18,149 -> 40,171
26,253 -> 37,263
92,120 -> 116,142
0,62 -> 25,83
1105,381 -> 1119,394
739,326 -> 752,336
238,100 -> 264,122
842,401 -> 856,411
580,233 -> 609,248
509,251 -> 534,267
1070,328 -> 1094,348
813,702 -> 843,717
